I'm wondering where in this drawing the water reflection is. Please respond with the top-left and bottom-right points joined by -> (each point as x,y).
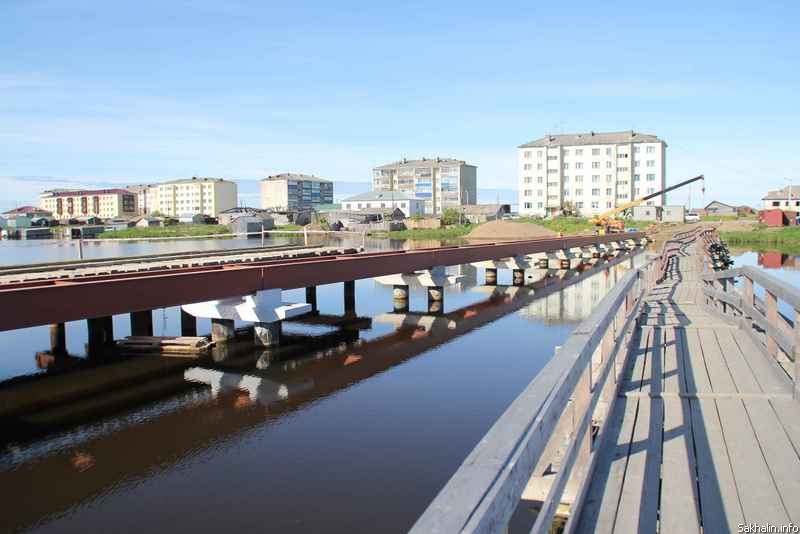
0,249 -> 644,533
756,250 -> 800,270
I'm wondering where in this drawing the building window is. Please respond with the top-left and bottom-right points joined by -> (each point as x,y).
646,145 -> 655,153
575,189 -> 583,195
524,151 -> 531,158
592,175 -> 599,183
592,189 -> 600,196
563,162 -> 569,170
634,160 -> 640,167
537,202 -> 543,208
563,149 -> 569,156
575,175 -> 584,182
548,168 -> 558,174
646,174 -> 656,181
537,150 -> 543,157
564,176 -> 569,182
575,149 -> 583,155
576,202 -> 584,208
537,190 -> 543,197
634,146 -> 640,153
537,176 -> 543,183
524,176 -> 532,184
537,163 -> 543,170
592,148 -> 600,155
634,174 -> 640,181
606,161 -> 612,168
592,161 -> 600,169
523,164 -> 532,170
591,201 -> 599,209
618,167 -> 629,172
607,201 -> 612,208
524,202 -> 532,209
524,189 -> 532,196
564,190 -> 570,197
547,156 -> 558,161
605,188 -> 613,195
646,160 -> 655,167
575,162 -> 584,169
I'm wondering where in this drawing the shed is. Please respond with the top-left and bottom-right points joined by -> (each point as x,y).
0,216 -> 6,229
704,200 -> 736,216
661,205 -> 685,223
6,216 -> 32,229
631,205 -> 662,221
461,204 -> 511,224
230,216 -> 275,237
218,207 -> 272,226
135,217 -> 164,228
760,209 -> 797,227
178,213 -> 205,224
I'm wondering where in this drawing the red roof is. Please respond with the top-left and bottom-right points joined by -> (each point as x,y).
3,206 -> 52,216
46,188 -> 133,197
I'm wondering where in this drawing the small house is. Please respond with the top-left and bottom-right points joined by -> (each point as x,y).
704,201 -> 736,216
135,217 -> 164,228
218,206 -> 272,226
230,216 -> 275,237
178,212 -> 205,224
461,204 -> 511,224
341,191 -> 424,217
760,209 -> 797,227
661,205 -> 685,223
631,205 -> 662,221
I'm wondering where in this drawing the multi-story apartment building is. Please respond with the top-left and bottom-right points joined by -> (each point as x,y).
260,173 -> 334,211
132,177 -> 237,217
372,157 -> 477,215
517,131 -> 666,217
40,189 -> 137,220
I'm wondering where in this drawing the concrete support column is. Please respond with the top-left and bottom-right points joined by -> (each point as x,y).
344,280 -> 356,315
427,286 -> 443,314
254,322 -> 282,347
393,284 -> 409,313
305,286 -> 318,312
87,316 -> 114,357
512,269 -> 525,286
49,323 -> 66,354
485,267 -> 497,286
211,318 -> 236,343
180,309 -> 197,337
130,310 -> 153,337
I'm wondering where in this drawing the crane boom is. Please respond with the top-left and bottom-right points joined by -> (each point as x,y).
589,174 -> 704,231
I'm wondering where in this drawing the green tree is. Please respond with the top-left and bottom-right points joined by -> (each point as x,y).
441,208 -> 462,226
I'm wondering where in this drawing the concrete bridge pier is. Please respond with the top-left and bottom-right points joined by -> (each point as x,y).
180,309 -> 197,336
182,289 -> 311,347
49,323 -> 66,354
254,321 -> 281,347
512,269 -> 525,286
211,319 -> 236,342
130,310 -> 153,337
427,286 -> 444,314
485,267 -> 498,285
87,316 -> 114,357
393,285 -> 410,313
344,280 -> 356,315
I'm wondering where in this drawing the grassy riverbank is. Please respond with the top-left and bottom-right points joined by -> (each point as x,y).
97,224 -> 231,239
720,226 -> 800,249
514,217 -> 656,234
370,224 -> 475,240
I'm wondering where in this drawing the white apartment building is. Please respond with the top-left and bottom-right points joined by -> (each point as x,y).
260,173 -> 333,211
342,191 -> 425,217
133,177 -> 237,217
517,131 -> 667,217
372,157 -> 477,216
40,189 -> 137,221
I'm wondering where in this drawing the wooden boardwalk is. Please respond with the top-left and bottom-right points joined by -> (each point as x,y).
576,246 -> 799,532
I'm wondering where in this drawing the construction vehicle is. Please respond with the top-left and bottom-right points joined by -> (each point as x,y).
590,174 -> 704,234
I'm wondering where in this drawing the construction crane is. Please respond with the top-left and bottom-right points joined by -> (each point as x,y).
590,174 -> 704,233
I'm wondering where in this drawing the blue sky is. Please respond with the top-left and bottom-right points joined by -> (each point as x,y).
1,0 -> 798,210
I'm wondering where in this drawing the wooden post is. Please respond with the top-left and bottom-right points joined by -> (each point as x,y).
87,316 -> 114,357
49,323 -> 66,354
180,309 -> 197,337
765,289 -> 779,357
305,286 -> 318,312
130,310 -> 154,336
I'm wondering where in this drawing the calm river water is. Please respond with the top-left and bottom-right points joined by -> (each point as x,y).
0,236 -> 648,533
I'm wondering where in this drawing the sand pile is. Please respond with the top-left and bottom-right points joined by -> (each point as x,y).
466,220 -> 558,241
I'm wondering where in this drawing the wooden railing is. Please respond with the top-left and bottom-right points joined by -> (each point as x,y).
410,229 -> 713,533
702,264 -> 800,396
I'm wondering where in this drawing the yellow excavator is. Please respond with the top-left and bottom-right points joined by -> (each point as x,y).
590,174 -> 704,234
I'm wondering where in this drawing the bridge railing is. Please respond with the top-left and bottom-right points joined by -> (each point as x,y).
410,254 -> 661,533
702,264 -> 800,396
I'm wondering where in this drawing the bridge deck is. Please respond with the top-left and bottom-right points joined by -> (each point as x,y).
577,251 -> 800,533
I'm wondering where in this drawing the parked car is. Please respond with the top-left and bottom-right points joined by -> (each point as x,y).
685,213 -> 700,223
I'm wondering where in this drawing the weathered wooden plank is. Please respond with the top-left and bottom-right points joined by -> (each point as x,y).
731,329 -> 792,395
696,329 -> 736,394
770,398 -> 800,458
663,327 -> 682,394
574,398 -> 638,534
683,328 -> 713,394
621,329 -> 651,394
690,399 -> 744,533
660,398 -> 701,533
745,399 -> 800,523
714,329 -> 761,393
716,398 -> 790,525
612,397 -> 662,533
641,327 -> 662,395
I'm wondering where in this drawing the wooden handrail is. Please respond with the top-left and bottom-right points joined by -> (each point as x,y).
411,256 -> 660,533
